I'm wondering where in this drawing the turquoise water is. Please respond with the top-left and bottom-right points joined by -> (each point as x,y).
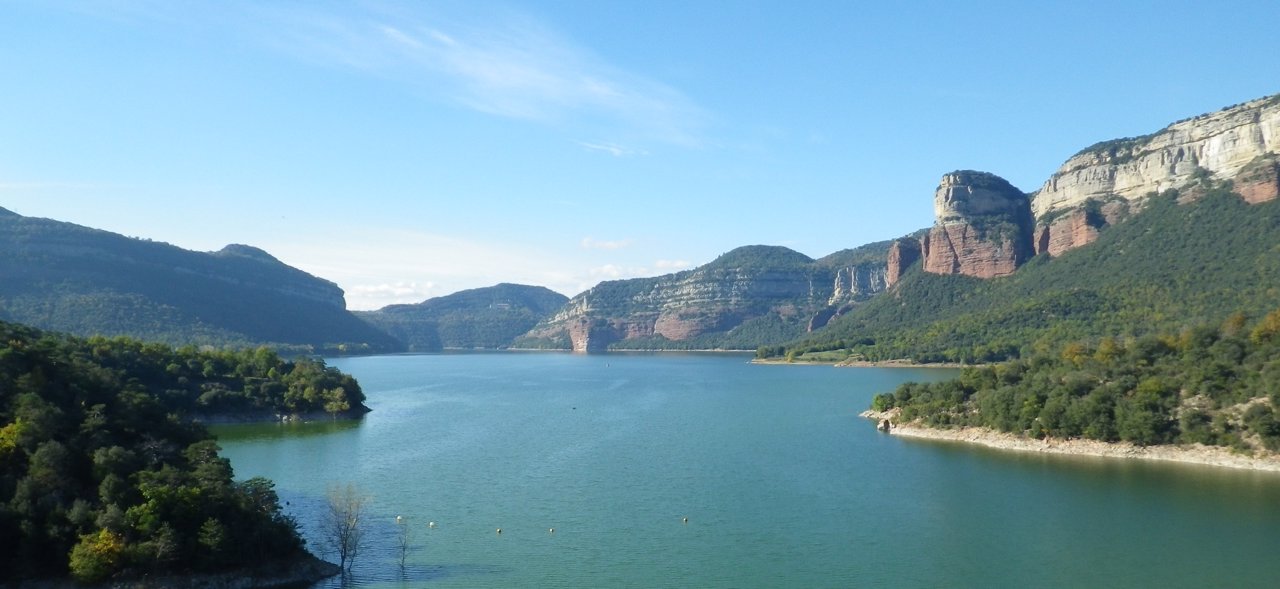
213,352 -> 1280,588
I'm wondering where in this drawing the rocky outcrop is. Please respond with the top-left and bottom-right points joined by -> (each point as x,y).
1235,153 -> 1280,204
885,238 -> 921,288
828,265 -> 887,303
567,317 -> 618,352
921,171 -> 1034,278
518,245 -> 882,351
1034,210 -> 1097,258
1033,95 -> 1280,219
1032,199 -> 1129,257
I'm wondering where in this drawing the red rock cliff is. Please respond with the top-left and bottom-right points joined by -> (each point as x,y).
885,238 -> 921,288
921,171 -> 1034,278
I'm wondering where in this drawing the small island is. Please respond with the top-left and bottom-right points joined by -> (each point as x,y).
0,320 -> 362,586
863,309 -> 1280,472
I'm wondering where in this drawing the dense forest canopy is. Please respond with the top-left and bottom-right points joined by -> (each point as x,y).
872,309 -> 1280,450
0,320 -> 364,583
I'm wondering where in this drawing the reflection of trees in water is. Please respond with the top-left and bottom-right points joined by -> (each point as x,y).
210,418 -> 364,442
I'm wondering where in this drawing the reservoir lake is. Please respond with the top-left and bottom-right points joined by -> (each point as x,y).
213,352 -> 1280,588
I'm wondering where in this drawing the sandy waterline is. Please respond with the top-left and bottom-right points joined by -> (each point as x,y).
860,410 -> 1280,473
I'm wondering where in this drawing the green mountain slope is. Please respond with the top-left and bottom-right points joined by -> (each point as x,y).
0,208 -> 401,353
356,283 -> 569,350
785,183 -> 1280,363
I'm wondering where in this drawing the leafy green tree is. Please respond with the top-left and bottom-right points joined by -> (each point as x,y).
871,310 -> 1280,452
0,320 -> 339,583
68,529 -> 125,583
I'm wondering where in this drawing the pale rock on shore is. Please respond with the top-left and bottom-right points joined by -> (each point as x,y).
859,410 -> 1280,473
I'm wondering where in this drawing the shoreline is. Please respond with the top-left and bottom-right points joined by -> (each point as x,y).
751,358 -> 970,368
12,554 -> 340,589
859,410 -> 1280,473
192,407 -> 369,425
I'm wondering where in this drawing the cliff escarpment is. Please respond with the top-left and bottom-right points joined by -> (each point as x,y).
1029,95 -> 1280,254
518,243 -> 893,352
1035,95 -> 1280,217
920,171 -> 1034,279
777,91 -> 1280,365
912,95 -> 1280,277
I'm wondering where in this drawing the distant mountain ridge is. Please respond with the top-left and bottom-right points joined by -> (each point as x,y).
0,207 -> 399,352
356,283 -> 568,350
6,93 -> 1275,357
516,242 -> 894,351
534,92 -> 1280,359
778,91 -> 1280,362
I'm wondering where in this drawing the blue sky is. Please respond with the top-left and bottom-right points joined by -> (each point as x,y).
3,1 -> 1278,309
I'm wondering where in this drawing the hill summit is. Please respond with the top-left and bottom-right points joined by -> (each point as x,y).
0,208 -> 399,352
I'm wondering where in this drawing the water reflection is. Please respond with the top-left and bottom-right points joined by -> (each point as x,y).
211,418 -> 363,442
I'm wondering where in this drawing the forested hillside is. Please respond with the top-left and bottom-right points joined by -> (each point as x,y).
872,309 -> 1280,451
0,208 -> 401,353
0,320 -> 361,582
357,283 -> 568,350
781,182 -> 1280,363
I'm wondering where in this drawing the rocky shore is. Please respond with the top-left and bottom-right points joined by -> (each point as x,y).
860,410 -> 1280,472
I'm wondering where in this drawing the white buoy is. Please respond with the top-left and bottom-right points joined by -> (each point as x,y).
395,515 -> 402,524
549,528 -> 555,534
428,521 -> 436,529
496,528 -> 502,535
682,516 -> 688,524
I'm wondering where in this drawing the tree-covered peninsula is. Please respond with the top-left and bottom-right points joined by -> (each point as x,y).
871,310 -> 1280,452
0,320 -> 362,584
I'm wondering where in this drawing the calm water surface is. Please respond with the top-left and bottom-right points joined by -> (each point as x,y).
213,352 -> 1280,588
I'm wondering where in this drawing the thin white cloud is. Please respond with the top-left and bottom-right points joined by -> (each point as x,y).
247,5 -> 707,145
589,264 -> 627,279
576,141 -> 649,157
585,259 -> 692,283
654,259 -> 692,271
263,227 -> 590,310
580,236 -> 633,250
348,281 -> 436,306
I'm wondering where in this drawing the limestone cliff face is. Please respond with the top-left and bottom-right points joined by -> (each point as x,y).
921,171 -> 1034,278
803,263 -> 888,332
527,266 -> 823,351
828,264 -> 887,304
1034,95 -> 1280,218
519,245 -> 892,351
